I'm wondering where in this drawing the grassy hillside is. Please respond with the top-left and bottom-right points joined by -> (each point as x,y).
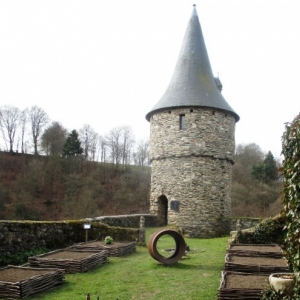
0,151 -> 150,220
0,144 -> 283,221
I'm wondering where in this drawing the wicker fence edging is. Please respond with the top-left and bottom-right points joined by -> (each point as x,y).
0,265 -> 65,299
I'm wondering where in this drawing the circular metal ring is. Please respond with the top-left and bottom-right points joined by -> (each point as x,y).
147,229 -> 186,265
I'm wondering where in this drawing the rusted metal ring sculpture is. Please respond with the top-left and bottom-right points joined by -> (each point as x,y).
147,229 -> 186,265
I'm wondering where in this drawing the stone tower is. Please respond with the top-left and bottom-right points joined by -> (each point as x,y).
145,5 -> 239,237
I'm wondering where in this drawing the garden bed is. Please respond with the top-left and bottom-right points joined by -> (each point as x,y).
227,244 -> 283,258
218,271 -> 269,299
0,265 -> 65,299
224,253 -> 289,274
70,240 -> 136,257
28,249 -> 108,273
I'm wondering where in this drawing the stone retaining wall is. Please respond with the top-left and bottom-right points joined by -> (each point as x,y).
0,214 -> 157,265
229,217 -> 262,231
88,214 -> 157,228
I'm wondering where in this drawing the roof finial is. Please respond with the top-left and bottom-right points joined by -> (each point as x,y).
193,4 -> 196,7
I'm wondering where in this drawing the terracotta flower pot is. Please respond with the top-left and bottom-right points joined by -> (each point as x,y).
269,273 -> 295,296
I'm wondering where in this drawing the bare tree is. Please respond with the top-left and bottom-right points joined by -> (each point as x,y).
79,124 -> 99,160
106,126 -> 135,166
28,106 -> 49,155
106,127 -> 122,164
133,140 -> 149,168
19,109 -> 28,153
121,126 -> 135,166
99,136 -> 107,162
89,131 -> 99,161
0,105 -> 20,152
41,121 -> 68,156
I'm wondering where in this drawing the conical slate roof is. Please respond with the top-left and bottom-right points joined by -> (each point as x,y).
146,5 -> 239,122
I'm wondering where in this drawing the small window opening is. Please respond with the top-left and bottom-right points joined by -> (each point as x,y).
212,111 -> 215,115
190,109 -> 193,113
179,114 -> 186,130
168,111 -> 171,114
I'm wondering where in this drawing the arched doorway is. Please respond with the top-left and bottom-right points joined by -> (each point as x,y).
157,195 -> 168,226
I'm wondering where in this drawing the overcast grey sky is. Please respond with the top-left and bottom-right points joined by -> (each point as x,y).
0,0 -> 299,159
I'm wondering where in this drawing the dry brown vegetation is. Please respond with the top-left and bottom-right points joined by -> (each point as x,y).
0,142 -> 282,220
0,151 -> 150,220
231,143 -> 283,218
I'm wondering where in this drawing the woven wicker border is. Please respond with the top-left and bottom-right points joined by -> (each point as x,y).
0,265 -> 65,299
28,249 -> 108,273
218,271 -> 269,300
227,244 -> 283,258
224,253 -> 289,274
70,240 -> 136,257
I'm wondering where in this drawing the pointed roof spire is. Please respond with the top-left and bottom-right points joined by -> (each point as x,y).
146,5 -> 239,121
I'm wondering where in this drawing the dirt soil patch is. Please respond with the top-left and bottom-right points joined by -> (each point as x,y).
0,268 -> 52,283
225,273 -> 269,289
41,251 -> 95,260
230,245 -> 281,252
71,240 -> 136,257
229,256 -> 287,266
29,249 -> 109,274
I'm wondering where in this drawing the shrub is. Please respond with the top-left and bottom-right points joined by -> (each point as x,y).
0,247 -> 49,266
281,113 -> 300,272
253,214 -> 285,244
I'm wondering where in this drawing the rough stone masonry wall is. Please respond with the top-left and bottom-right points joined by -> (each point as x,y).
89,214 -> 157,228
229,218 -> 262,232
0,216 -> 154,264
149,107 -> 236,237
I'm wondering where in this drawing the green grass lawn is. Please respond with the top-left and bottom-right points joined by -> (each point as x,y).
28,227 -> 229,300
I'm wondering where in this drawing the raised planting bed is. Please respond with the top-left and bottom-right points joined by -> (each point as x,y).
227,244 -> 283,258
28,249 -> 108,273
0,265 -> 65,299
224,253 -> 289,274
218,271 -> 269,299
70,240 -> 136,257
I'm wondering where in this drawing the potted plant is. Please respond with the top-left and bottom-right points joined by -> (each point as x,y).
269,273 -> 295,296
104,236 -> 113,245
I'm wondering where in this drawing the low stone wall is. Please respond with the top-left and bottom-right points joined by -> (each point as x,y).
88,214 -> 157,228
0,216 -> 152,266
229,217 -> 262,232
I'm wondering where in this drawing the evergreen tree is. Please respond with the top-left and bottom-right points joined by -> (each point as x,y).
252,151 -> 278,183
62,130 -> 83,158
263,151 -> 278,181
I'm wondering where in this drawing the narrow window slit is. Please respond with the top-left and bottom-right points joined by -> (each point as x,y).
180,114 -> 186,130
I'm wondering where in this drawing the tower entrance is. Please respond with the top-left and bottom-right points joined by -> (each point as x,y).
157,195 -> 168,226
